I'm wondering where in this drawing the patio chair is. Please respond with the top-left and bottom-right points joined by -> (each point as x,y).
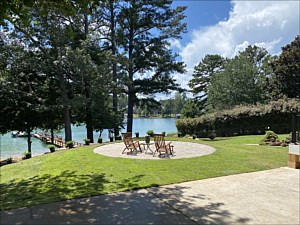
153,134 -> 174,157
121,132 -> 142,154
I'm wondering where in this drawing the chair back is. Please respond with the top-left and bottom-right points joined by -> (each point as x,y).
122,132 -> 133,147
153,134 -> 165,150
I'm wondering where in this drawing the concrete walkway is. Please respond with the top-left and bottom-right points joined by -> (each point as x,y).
1,167 -> 299,225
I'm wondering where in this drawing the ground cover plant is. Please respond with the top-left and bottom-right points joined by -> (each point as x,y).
0,135 -> 288,211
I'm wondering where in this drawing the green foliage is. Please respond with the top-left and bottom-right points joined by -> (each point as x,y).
117,0 -> 187,131
154,92 -> 188,116
258,131 -> 281,146
181,99 -> 204,118
269,35 -> 300,99
66,140 -> 75,148
208,132 -> 216,140
176,98 -> 300,137
208,45 -> 271,110
5,157 -> 13,164
47,145 -> 55,149
189,54 -> 226,102
146,130 -> 154,136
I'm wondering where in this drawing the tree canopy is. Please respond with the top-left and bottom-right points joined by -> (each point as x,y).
269,35 -> 300,99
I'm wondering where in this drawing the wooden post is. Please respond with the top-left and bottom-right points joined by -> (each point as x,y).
288,154 -> 300,169
288,144 -> 300,169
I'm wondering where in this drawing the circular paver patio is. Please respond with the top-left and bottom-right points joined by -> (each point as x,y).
93,141 -> 216,160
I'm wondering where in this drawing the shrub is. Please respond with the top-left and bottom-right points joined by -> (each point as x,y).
23,152 -> 31,159
47,145 -> 55,152
66,140 -> 75,148
208,132 -> 216,140
6,157 -> 13,164
259,131 -> 281,146
146,130 -> 154,136
176,98 -> 300,137
84,138 -> 90,145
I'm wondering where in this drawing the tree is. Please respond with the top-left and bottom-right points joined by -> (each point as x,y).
173,92 -> 187,114
181,99 -> 204,118
0,39 -> 47,157
188,54 -> 226,101
6,4 -> 79,142
269,35 -> 300,99
116,0 -> 187,132
96,0 -> 122,136
208,45 -> 271,110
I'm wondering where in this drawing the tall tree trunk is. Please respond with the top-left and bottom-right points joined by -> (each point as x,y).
109,0 -> 119,136
51,126 -> 54,144
26,127 -> 32,157
85,80 -> 94,142
57,72 -> 72,142
127,89 -> 134,132
83,14 -> 94,143
126,10 -> 135,133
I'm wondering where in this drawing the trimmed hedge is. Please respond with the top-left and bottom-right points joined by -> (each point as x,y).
176,98 -> 300,137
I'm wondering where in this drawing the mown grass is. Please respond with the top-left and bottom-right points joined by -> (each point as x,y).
0,134 -> 289,210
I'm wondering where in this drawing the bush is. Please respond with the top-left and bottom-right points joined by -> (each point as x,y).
23,152 -> 31,159
146,130 -> 154,136
176,98 -> 300,137
6,157 -> 13,164
208,132 -> 216,140
47,145 -> 55,152
66,140 -> 75,148
259,131 -> 282,146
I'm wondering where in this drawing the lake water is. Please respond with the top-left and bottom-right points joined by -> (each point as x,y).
0,118 -> 177,159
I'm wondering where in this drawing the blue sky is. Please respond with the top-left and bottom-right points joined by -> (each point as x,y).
173,0 -> 232,44
168,0 -> 300,92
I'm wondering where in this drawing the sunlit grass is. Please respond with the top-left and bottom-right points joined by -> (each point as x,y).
0,134 -> 289,210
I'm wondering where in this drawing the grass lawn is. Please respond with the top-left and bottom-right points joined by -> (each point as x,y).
0,134 -> 289,211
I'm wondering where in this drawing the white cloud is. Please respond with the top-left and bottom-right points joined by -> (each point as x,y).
176,0 -> 300,90
169,39 -> 182,50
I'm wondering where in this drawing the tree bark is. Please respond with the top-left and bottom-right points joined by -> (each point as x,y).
51,127 -> 54,144
83,14 -> 94,143
57,72 -> 72,142
127,90 -> 134,132
109,0 -> 119,136
26,127 -> 32,157
126,8 -> 135,133
85,80 -> 94,143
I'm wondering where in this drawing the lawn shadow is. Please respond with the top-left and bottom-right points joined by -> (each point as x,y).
148,185 -> 251,224
201,137 -> 229,141
1,178 -> 251,224
0,170 -> 145,211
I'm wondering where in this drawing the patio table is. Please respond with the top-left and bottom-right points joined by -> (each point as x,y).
140,142 -> 154,155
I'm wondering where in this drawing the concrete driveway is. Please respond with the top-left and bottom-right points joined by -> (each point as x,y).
1,167 -> 299,224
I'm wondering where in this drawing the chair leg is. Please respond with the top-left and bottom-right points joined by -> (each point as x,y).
122,147 -> 127,154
